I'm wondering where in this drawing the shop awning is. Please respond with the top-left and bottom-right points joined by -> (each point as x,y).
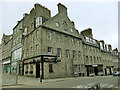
2,60 -> 10,64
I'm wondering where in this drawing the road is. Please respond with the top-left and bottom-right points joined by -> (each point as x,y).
1,73 -> 120,89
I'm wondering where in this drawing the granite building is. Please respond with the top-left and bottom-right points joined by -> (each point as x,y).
1,3 -> 119,79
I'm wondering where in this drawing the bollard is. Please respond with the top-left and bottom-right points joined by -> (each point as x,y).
40,75 -> 42,83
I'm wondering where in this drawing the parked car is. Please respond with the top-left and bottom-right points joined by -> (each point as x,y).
113,71 -> 120,76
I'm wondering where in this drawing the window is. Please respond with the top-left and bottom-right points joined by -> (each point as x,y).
49,64 -> 53,73
36,44 -> 39,55
86,56 -> 88,63
66,49 -> 69,58
99,57 -> 101,63
72,38 -> 75,44
14,28 -> 16,34
63,21 -> 67,30
64,36 -> 68,42
71,28 -> 73,32
23,28 -> 27,36
47,32 -> 51,40
36,17 -> 42,27
17,25 -> 19,32
90,56 -> 92,64
30,64 -> 33,71
73,50 -> 76,59
56,22 -> 59,27
98,66 -> 103,72
31,47 -> 33,56
57,48 -> 61,57
48,47 -> 52,53
78,65 -> 80,72
86,37 -> 89,42
56,33 -> 60,42
26,64 -> 29,71
97,57 -> 99,63
31,34 -> 34,41
36,30 -> 39,38
78,51 -> 81,59
26,49 -> 28,57
20,22 -> 22,29
74,65 -> 77,72
89,67 -> 94,74
77,41 -> 80,46
94,57 -> 96,63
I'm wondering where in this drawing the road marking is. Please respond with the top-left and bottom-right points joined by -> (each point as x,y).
108,85 -> 114,88
101,84 -> 108,87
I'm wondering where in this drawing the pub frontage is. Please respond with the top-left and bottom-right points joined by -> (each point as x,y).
22,54 -> 59,78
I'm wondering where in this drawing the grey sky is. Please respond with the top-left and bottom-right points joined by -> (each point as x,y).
0,1 -> 118,50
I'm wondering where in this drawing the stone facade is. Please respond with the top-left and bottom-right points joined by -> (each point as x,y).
1,34 -> 12,74
1,3 -> 119,79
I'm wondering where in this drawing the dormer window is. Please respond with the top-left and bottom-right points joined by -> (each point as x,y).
36,17 -> 42,28
56,22 -> 59,27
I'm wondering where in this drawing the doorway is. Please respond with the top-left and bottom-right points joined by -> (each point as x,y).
36,62 -> 40,78
87,68 -> 89,76
94,67 -> 98,76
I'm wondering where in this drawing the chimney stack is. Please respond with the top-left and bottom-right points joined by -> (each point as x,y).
58,3 -> 67,15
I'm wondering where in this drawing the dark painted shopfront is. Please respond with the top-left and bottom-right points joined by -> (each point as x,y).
85,64 -> 103,76
104,66 -> 114,75
22,55 -> 58,78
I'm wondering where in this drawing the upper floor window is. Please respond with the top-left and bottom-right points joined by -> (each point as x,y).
73,50 -> 76,59
77,41 -> 80,46
14,28 -> 16,34
57,48 -> 61,57
31,47 -> 33,56
20,22 -> 22,29
72,38 -> 75,44
66,49 -> 69,58
48,47 -> 52,53
26,49 -> 28,57
63,21 -> 67,31
36,17 -> 42,28
47,32 -> 51,40
56,22 -> 59,27
78,51 -> 81,59
36,44 -> 39,55
56,33 -> 60,42
71,28 -> 73,32
36,30 -> 39,38
17,25 -> 19,32
64,36 -> 68,42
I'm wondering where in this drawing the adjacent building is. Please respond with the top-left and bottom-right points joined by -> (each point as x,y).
1,3 -> 119,79
1,34 -> 12,74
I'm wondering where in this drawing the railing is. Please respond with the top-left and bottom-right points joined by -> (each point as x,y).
88,83 -> 101,90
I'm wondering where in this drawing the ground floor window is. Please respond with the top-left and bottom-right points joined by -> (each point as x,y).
49,64 -> 53,73
89,67 -> 94,74
98,66 -> 103,72
30,64 -> 33,74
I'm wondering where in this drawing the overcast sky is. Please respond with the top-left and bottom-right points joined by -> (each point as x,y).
0,0 -> 118,50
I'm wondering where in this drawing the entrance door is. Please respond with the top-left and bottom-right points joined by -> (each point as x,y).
94,67 -> 98,76
87,68 -> 89,76
109,68 -> 112,75
36,62 -> 40,78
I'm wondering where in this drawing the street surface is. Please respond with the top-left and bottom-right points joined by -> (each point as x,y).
1,73 -> 120,89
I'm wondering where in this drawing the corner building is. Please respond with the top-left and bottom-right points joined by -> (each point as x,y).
22,3 -> 84,78
1,3 -> 119,79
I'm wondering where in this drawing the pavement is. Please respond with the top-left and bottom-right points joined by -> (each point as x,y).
1,73 -> 120,89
